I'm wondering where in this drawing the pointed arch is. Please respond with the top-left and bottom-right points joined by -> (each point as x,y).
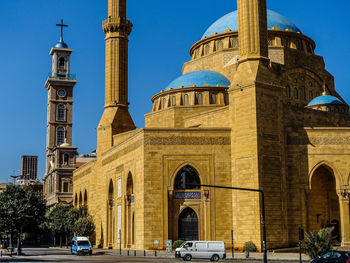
309,161 -> 343,190
178,207 -> 199,241
79,191 -> 82,207
84,189 -> 88,206
108,179 -> 114,200
174,165 -> 201,190
126,172 -> 133,196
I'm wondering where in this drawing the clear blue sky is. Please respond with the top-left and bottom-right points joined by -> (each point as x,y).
0,0 -> 349,182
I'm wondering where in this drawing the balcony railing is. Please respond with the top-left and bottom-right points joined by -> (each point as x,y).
48,72 -> 76,80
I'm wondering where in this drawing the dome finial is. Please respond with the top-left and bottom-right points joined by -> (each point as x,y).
322,81 -> 328,96
55,19 -> 69,48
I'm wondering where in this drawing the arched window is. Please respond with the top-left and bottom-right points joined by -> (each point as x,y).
57,104 -> 66,121
286,86 -> 291,98
183,94 -> 189,105
224,93 -> 229,105
294,88 -> 299,99
127,173 -> 133,196
74,193 -> 78,207
56,127 -> 65,146
172,96 -> 176,106
58,57 -> 65,68
204,44 -> 210,55
309,91 -> 314,100
197,93 -> 203,105
302,86 -> 306,101
79,192 -> 82,207
63,154 -> 69,165
174,165 -> 200,190
84,190 -> 88,206
231,37 -> 239,48
216,40 -> 223,51
210,93 -> 216,104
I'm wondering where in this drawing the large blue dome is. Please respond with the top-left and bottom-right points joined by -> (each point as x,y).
166,70 -> 231,90
308,95 -> 344,106
203,10 -> 301,38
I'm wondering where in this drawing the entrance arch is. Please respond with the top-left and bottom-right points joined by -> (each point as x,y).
178,207 -> 198,241
308,165 -> 340,241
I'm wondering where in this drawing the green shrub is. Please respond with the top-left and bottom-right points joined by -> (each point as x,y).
173,240 -> 184,249
243,241 -> 257,252
303,227 -> 335,259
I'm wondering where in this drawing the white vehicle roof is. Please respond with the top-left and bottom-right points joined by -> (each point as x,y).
75,237 -> 89,241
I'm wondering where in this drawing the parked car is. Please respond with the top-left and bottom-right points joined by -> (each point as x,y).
175,241 -> 226,261
311,251 -> 350,263
71,237 -> 92,256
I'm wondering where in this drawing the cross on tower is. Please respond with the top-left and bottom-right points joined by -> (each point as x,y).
56,19 -> 68,42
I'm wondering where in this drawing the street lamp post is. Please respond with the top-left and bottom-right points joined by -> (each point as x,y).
196,184 -> 267,263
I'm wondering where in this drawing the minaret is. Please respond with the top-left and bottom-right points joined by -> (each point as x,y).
43,20 -> 77,206
237,0 -> 268,60
97,0 -> 136,154
230,0 -> 287,253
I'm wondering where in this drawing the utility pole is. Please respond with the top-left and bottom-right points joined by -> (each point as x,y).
196,184 -> 267,263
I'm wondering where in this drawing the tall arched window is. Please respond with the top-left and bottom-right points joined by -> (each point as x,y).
56,127 -> 65,146
58,57 -> 65,68
210,93 -> 216,104
197,93 -> 203,105
309,91 -> 314,100
294,88 -> 299,99
302,86 -> 306,101
174,165 -> 201,190
286,85 -> 291,98
57,104 -> 66,121
183,94 -> 189,105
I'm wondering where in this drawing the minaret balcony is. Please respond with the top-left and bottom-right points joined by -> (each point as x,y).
48,72 -> 76,80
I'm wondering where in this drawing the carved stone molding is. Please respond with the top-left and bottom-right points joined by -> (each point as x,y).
337,190 -> 350,201
144,136 -> 230,146
288,136 -> 350,145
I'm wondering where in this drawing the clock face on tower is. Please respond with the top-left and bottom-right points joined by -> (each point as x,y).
57,89 -> 67,98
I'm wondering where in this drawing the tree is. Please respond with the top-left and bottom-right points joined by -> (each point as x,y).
303,227 -> 335,259
45,203 -> 70,247
0,185 -> 45,255
74,217 -> 95,237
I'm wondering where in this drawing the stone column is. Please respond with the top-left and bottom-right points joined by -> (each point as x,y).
338,190 -> 350,246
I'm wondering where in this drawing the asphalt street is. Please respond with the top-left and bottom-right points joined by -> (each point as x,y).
0,247 -> 302,263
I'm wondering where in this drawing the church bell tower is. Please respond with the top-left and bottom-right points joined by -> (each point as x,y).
43,20 -> 77,206
97,0 -> 136,154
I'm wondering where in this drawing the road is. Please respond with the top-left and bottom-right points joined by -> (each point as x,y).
0,247 -> 299,262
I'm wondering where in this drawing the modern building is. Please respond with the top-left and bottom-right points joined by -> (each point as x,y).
43,21 -> 78,206
20,155 -> 38,180
73,0 -> 350,250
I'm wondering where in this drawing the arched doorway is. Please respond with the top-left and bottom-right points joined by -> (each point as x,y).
107,180 -> 114,248
126,173 -> 134,247
308,165 -> 340,241
84,190 -> 88,207
178,207 -> 198,241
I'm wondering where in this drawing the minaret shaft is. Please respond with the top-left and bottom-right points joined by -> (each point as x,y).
108,0 -> 126,18
237,0 -> 268,60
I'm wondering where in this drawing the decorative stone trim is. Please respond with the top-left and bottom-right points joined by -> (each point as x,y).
144,136 -> 230,146
338,190 -> 350,201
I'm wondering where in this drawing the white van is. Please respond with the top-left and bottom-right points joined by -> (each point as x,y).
175,241 -> 226,261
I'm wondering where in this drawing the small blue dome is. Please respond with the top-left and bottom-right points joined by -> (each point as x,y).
203,10 -> 301,38
308,95 -> 344,106
55,40 -> 68,48
166,71 -> 231,90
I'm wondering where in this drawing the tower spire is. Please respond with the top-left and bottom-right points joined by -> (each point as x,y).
237,0 -> 269,60
56,19 -> 68,45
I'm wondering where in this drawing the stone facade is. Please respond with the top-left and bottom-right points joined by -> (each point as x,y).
73,0 -> 350,250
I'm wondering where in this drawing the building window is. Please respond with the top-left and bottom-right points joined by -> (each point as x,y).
294,88 -> 299,99
282,37 -> 290,47
63,181 -> 69,193
224,93 -> 229,105
174,165 -> 201,190
302,86 -> 306,101
56,104 -> 66,121
286,86 -> 291,98
216,40 -> 223,51
210,93 -> 216,104
231,37 -> 239,48
204,44 -> 210,55
309,91 -> 313,100
58,57 -> 65,69
183,94 -> 189,105
171,96 -> 176,106
56,127 -> 65,146
197,93 -> 203,105
63,154 -> 69,165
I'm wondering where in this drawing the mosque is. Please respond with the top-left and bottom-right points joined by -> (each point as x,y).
73,0 -> 350,250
